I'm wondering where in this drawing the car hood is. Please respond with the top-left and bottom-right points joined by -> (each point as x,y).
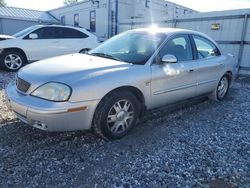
0,34 -> 15,40
18,53 -> 133,86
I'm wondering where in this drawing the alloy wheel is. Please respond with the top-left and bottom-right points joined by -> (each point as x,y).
4,54 -> 23,70
107,100 -> 135,134
217,76 -> 229,99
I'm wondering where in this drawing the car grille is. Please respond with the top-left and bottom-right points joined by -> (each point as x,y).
16,77 -> 30,93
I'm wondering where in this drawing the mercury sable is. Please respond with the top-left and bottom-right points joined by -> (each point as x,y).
5,28 -> 237,139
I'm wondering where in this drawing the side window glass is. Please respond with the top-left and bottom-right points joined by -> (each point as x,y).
33,27 -> 56,39
23,28 -> 43,39
193,35 -> 221,59
159,35 -> 193,62
56,28 -> 88,39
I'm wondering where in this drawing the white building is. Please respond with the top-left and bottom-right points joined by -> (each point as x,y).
49,0 -> 196,40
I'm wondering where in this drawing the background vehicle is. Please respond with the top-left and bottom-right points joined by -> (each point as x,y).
0,34 -> 15,41
0,25 -> 100,71
5,28 -> 237,140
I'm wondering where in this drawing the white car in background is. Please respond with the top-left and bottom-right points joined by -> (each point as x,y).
0,34 -> 15,41
0,25 -> 100,71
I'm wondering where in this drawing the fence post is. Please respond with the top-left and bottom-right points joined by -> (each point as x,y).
173,19 -> 177,28
238,14 -> 248,69
131,18 -> 134,30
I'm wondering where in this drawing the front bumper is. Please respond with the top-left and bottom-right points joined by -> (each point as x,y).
5,84 -> 100,132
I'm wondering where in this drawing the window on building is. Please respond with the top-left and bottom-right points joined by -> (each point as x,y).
145,0 -> 150,7
61,16 -> 65,25
90,10 -> 96,32
74,13 -> 79,27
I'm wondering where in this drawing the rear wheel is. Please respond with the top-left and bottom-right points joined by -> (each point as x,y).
93,91 -> 141,140
0,50 -> 26,71
209,75 -> 230,101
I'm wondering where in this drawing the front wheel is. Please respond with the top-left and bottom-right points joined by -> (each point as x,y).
0,50 -> 26,71
93,91 -> 141,140
209,75 -> 230,101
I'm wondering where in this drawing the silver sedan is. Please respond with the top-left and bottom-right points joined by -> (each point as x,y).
5,28 -> 237,139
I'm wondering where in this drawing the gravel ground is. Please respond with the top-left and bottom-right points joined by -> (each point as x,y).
0,70 -> 249,188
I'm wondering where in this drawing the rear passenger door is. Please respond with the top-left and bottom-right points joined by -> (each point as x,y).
192,35 -> 225,95
55,27 -> 90,54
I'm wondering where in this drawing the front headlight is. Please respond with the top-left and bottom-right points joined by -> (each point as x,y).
31,82 -> 72,102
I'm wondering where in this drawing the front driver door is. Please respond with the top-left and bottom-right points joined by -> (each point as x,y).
22,27 -> 62,61
150,34 -> 198,109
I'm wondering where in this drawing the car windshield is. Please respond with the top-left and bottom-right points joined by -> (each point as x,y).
89,31 -> 167,65
13,26 -> 38,38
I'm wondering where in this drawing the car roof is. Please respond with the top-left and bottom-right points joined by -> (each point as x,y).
34,24 -> 86,30
130,27 -> 218,45
131,27 -> 204,36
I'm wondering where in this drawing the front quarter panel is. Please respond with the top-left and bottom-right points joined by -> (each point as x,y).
69,64 -> 152,108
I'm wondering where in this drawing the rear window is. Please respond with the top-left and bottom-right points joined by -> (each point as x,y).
56,28 -> 89,39
193,35 -> 221,59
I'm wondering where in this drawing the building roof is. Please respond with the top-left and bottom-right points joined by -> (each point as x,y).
0,7 -> 59,23
49,0 -> 91,11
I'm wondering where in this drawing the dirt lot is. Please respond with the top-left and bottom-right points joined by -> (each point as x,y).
0,70 -> 249,187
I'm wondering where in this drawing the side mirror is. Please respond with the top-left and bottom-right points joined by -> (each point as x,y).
161,54 -> 177,64
29,33 -> 38,39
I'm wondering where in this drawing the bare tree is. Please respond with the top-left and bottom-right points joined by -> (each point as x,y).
0,0 -> 6,6
63,0 -> 78,5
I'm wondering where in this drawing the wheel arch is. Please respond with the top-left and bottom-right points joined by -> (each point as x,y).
3,47 -> 28,62
225,70 -> 233,84
92,85 -> 146,139
93,85 -> 146,123
107,86 -> 145,104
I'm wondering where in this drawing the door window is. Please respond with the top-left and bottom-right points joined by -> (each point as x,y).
193,35 -> 221,59
24,27 -> 57,39
159,35 -> 193,62
55,28 -> 88,39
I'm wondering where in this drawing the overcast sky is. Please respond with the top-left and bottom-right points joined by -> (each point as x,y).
5,0 -> 250,12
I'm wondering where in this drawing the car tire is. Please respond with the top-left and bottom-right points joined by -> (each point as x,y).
93,90 -> 141,140
209,75 -> 230,101
0,50 -> 27,71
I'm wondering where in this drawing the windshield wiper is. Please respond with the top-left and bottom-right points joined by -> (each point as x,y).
89,53 -> 124,62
